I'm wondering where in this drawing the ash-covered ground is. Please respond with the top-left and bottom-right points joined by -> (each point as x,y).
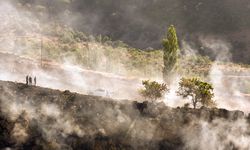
0,80 -> 249,150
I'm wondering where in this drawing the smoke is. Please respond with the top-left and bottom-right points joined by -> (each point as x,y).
209,63 -> 250,111
12,122 -> 29,144
164,76 -> 184,107
203,36 -> 250,112
0,1 -> 144,144
2,1 -> 250,149
182,119 -> 250,149
0,1 -> 147,100
181,40 -> 198,56
0,80 -> 162,148
0,1 -> 41,56
163,36 -> 250,112
0,1 -> 153,144
0,85 -> 85,145
199,35 -> 232,62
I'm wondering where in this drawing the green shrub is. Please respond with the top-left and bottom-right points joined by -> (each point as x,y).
177,77 -> 216,109
139,80 -> 169,101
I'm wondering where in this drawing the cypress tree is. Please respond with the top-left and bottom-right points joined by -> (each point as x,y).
162,25 -> 179,82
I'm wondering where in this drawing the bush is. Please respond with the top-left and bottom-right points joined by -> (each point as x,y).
139,80 -> 169,101
177,77 -> 216,109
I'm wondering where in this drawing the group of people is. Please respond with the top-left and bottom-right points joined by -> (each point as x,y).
26,75 -> 37,86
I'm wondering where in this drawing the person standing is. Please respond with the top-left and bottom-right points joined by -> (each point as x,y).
26,75 -> 29,85
34,76 -> 36,86
29,76 -> 32,85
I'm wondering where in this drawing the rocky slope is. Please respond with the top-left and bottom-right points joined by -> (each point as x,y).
0,80 -> 249,150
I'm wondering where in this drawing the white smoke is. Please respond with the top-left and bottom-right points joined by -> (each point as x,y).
203,36 -> 250,112
1,1 -> 250,149
182,119 -> 250,150
200,35 -> 232,62
0,86 -> 85,144
0,1 -> 146,100
163,36 -> 250,112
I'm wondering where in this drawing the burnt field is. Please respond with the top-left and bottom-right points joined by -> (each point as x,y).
0,80 -> 249,149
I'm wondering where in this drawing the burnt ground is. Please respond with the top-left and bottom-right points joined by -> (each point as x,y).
0,80 -> 248,150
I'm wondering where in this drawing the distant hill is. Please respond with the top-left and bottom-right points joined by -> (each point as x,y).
10,0 -> 250,64
3,0 -> 250,95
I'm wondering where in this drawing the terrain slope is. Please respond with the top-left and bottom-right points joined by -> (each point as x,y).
0,80 -> 248,150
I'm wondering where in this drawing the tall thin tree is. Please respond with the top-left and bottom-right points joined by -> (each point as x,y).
162,25 -> 179,82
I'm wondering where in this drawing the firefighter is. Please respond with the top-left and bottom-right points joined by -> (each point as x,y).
26,75 -> 28,85
34,76 -> 36,86
29,76 -> 32,85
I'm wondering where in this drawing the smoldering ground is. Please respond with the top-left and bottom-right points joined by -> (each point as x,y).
2,1 -> 250,150
2,81 -> 250,149
184,119 -> 250,150
0,81 -> 164,149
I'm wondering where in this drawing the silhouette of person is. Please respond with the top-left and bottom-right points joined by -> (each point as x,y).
26,75 -> 28,85
34,76 -> 36,86
29,76 -> 32,85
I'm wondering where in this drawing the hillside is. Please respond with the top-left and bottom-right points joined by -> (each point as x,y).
3,0 -> 250,78
0,80 -> 249,150
3,0 -> 250,99
8,0 -> 250,64
2,0 -> 250,112
3,1 -> 250,150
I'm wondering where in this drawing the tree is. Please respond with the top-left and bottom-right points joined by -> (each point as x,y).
177,77 -> 216,109
162,25 -> 179,82
139,80 -> 169,101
